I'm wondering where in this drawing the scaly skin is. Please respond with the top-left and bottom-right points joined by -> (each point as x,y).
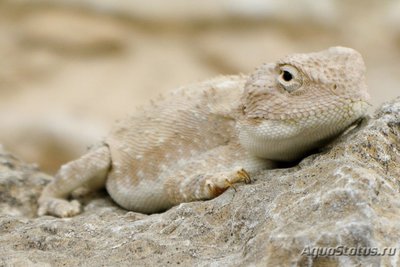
38,46 -> 370,217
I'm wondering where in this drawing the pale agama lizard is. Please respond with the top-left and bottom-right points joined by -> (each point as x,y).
38,47 -> 370,217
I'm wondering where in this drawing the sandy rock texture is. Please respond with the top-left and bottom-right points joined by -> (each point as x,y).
0,98 -> 399,266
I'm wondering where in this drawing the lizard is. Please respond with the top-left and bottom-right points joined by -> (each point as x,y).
38,46 -> 370,217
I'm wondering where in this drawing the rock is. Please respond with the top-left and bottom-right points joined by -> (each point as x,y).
0,145 -> 52,218
0,97 -> 399,266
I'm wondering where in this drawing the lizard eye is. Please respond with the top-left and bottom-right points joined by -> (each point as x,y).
277,65 -> 303,92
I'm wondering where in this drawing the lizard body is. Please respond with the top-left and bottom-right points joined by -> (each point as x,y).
38,47 -> 369,217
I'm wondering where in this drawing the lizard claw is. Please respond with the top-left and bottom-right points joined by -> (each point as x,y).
225,179 -> 237,192
237,168 -> 251,184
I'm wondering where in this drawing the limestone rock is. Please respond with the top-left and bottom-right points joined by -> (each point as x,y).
0,97 -> 399,266
0,146 -> 52,218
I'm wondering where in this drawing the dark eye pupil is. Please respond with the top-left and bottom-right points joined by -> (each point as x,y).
282,71 -> 293,82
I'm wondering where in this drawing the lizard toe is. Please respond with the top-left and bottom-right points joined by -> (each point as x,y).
38,198 -> 81,218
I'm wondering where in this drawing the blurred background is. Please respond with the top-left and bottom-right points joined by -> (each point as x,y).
0,0 -> 399,173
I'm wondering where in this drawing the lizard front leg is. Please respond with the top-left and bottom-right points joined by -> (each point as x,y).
163,144 -> 270,206
165,166 -> 253,206
38,145 -> 111,217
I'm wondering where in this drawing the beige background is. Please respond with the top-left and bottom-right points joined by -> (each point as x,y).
0,0 -> 399,173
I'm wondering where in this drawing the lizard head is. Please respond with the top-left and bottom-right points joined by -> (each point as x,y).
237,46 -> 370,161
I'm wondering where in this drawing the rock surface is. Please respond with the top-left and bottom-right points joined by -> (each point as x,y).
0,98 -> 399,266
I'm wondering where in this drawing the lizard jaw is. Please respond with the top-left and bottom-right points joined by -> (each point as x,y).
237,101 -> 369,161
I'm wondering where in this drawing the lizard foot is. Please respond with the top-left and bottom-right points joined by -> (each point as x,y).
206,167 -> 251,197
37,198 -> 81,218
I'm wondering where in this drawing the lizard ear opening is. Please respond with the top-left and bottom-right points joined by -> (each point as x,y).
277,65 -> 303,92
